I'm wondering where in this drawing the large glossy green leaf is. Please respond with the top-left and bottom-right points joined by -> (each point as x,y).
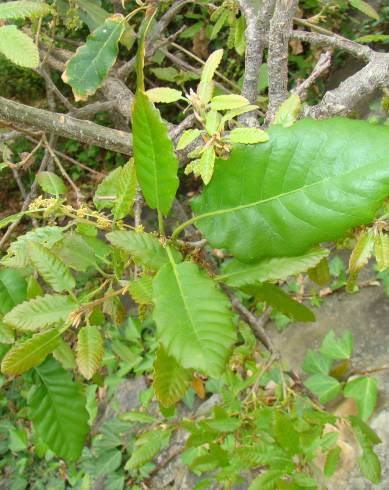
28,358 -> 89,461
0,268 -> 27,315
1,329 -> 60,375
3,294 -> 77,331
152,259 -> 236,377
62,15 -> 125,101
191,119 -> 389,262
107,230 -> 181,270
132,90 -> 179,216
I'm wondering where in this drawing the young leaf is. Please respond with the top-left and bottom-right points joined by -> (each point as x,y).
0,268 -> 27,315
0,1 -> 51,19
197,49 -> 223,105
76,325 -> 104,380
348,415 -> 382,445
302,350 -> 332,376
53,338 -> 77,370
55,232 -> 104,272
358,448 -> 381,484
344,376 -> 378,421
229,128 -> 269,144
349,0 -> 379,20
107,230 -> 181,270
1,329 -> 60,375
308,257 -> 331,287
274,411 -> 300,456
324,446 -> 341,477
210,94 -> 250,111
113,159 -> 137,220
191,119 -> 389,262
245,283 -> 315,322
320,330 -> 353,360
374,233 -> 389,271
199,147 -> 216,185
153,346 -> 192,407
128,275 -> 153,305
62,15 -> 125,101
248,470 -> 285,490
152,260 -> 236,377
37,171 -> 67,196
28,358 -> 89,461
218,248 -> 329,287
304,374 -> 342,403
28,242 -> 75,293
349,231 -> 374,273
205,110 -> 222,135
0,25 -> 39,68
132,90 -> 179,216
273,93 -> 301,127
3,294 -> 77,331
176,129 -> 201,151
94,166 -> 123,210
146,87 -> 183,104
125,429 -> 171,470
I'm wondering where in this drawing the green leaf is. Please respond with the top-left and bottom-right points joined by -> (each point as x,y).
374,233 -> 389,271
197,49 -> 223,105
53,338 -> 76,370
176,129 -> 201,151
324,446 -> 341,477
308,257 -> 330,287
113,159 -> 137,220
302,350 -> 332,376
152,260 -> 236,377
210,94 -> 250,111
76,325 -> 104,380
36,171 -> 67,196
28,242 -> 75,293
348,415 -> 382,445
221,104 -> 258,124
132,90 -> 179,215
153,346 -> 192,407
218,248 -> 329,287
304,374 -> 341,403
358,448 -> 381,484
355,34 -> 389,43
0,25 -> 39,68
349,231 -> 374,273
0,1 -> 51,19
1,329 -> 60,375
0,268 -> 27,315
62,15 -> 125,101
344,376 -> 378,421
248,470 -> 285,490
191,119 -> 389,263
146,87 -> 183,104
349,0 -> 379,20
128,275 -> 153,305
107,230 -> 181,270
273,93 -> 301,127
28,358 -> 89,461
199,147 -> 216,185
274,411 -> 300,455
245,283 -> 315,322
229,128 -> 269,144
94,166 -> 123,211
292,473 -> 317,488
205,110 -> 222,135
54,232 -> 104,272
320,330 -> 353,360
125,429 -> 171,470
3,294 -> 77,331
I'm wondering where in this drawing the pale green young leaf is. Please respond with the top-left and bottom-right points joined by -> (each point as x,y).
94,166 -> 122,210
1,329 -> 60,375
125,429 -> 171,470
320,330 -> 353,360
199,147 -> 216,185
76,325 -> 104,380
0,268 -> 27,315
184,158 -> 201,177
191,119 -> 389,262
128,275 -> 153,305
229,127 -> 269,144
205,110 -> 222,135
176,129 -> 201,151
304,374 -> 342,403
308,257 -> 331,287
234,14 -> 245,55
53,338 -> 76,369
62,15 -> 125,101
146,87 -> 183,104
348,415 -> 382,445
0,25 -> 39,68
0,1 -> 51,19
349,0 -> 379,20
374,233 -> 389,271
197,49 -> 223,104
272,93 -> 301,127
324,446 -> 341,477
132,90 -> 179,215
221,104 -> 258,124
349,231 -> 374,273
358,448 -> 381,483
3,294 -> 77,331
28,242 -> 75,293
302,350 -> 332,376
210,9 -> 229,40
355,34 -> 389,43
218,248 -> 329,287
248,470 -> 285,490
153,346 -> 192,407
152,260 -> 236,377
37,171 -> 67,196
0,212 -> 25,230
107,230 -> 181,270
28,358 -> 89,461
113,159 -> 137,220
210,94 -> 250,111
0,322 -> 15,344
344,376 -> 378,421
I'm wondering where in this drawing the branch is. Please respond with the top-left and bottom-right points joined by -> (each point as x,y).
294,50 -> 332,100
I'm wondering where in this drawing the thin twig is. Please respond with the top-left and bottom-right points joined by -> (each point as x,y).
294,50 -> 332,100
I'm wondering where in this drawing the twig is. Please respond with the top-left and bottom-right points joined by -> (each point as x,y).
294,50 -> 332,100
